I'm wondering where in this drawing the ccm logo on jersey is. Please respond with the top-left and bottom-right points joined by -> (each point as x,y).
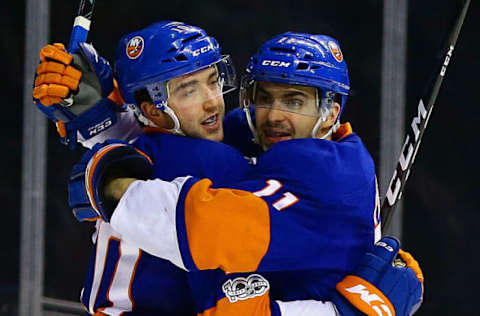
222,274 -> 270,303
192,45 -> 213,56
261,60 -> 291,67
126,36 -> 144,59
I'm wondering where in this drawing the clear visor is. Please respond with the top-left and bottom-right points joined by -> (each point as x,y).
147,55 -> 237,109
241,78 -> 333,117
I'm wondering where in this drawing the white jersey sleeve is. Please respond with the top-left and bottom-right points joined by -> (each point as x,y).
110,177 -> 191,270
276,300 -> 339,316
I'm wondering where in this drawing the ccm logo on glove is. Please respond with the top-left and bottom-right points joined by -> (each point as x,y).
88,118 -> 113,136
337,275 -> 395,316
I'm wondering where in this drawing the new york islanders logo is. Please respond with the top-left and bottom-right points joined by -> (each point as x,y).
328,40 -> 343,63
126,36 -> 144,59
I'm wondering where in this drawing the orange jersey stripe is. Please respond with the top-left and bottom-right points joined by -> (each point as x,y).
333,122 -> 353,141
184,179 -> 270,272
86,144 -> 152,213
86,144 -> 126,212
199,294 -> 272,316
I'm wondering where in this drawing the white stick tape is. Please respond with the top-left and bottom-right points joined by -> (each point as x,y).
73,15 -> 91,30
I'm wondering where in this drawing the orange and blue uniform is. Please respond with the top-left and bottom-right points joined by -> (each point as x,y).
80,133 -> 251,315
79,105 -> 380,315
183,127 -> 380,315
107,116 -> 380,315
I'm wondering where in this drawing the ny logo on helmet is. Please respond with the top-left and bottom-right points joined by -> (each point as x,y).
328,41 -> 343,63
126,36 -> 144,59
261,60 -> 291,67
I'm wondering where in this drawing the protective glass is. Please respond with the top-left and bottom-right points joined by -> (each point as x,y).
241,78 -> 332,117
166,55 -> 237,107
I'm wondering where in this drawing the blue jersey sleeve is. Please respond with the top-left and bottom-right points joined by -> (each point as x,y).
133,131 -> 251,186
175,136 -> 377,279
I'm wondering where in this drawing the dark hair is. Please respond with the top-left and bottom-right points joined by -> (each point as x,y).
334,93 -> 342,105
134,89 -> 153,105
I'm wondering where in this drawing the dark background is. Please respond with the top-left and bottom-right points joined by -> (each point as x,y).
1,0 -> 478,315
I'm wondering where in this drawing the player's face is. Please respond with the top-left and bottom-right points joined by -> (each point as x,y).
254,81 -> 320,150
167,67 -> 225,141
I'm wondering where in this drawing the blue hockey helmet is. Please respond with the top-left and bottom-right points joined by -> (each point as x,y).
240,32 -> 350,138
114,21 -> 237,133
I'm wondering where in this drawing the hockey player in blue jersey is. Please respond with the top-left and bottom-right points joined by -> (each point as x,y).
33,21 -> 422,312
85,31 -> 422,316
35,22 -> 245,315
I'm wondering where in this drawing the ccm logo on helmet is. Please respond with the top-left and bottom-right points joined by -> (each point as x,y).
261,60 -> 291,67
126,36 -> 144,59
193,45 -> 213,57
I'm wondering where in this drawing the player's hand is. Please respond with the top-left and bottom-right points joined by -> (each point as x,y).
33,43 -> 82,106
332,237 -> 423,316
69,140 -> 153,222
32,43 -> 124,147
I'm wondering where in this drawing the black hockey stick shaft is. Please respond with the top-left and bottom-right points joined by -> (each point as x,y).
67,0 -> 95,53
381,0 -> 471,231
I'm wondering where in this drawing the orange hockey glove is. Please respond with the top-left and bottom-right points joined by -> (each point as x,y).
33,43 -> 83,106
32,42 -> 125,147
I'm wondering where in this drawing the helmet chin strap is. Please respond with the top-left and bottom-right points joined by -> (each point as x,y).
311,116 -> 339,139
243,105 -> 260,145
311,105 -> 340,139
146,82 -> 186,135
243,81 -> 261,145
128,103 -> 157,128
137,101 -> 186,136
161,104 -> 186,136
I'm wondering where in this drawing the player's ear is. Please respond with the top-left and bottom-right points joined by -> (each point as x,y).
140,101 -> 159,117
140,101 -> 174,128
326,102 -> 341,126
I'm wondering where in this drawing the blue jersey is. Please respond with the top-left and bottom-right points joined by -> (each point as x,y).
172,125 -> 379,315
81,111 -> 379,315
102,119 -> 379,316
80,131 -> 251,315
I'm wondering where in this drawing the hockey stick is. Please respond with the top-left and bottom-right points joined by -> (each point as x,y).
380,0 -> 471,231
67,0 -> 95,53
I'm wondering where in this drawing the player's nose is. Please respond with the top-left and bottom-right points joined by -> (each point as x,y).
203,89 -> 222,110
266,106 -> 286,122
